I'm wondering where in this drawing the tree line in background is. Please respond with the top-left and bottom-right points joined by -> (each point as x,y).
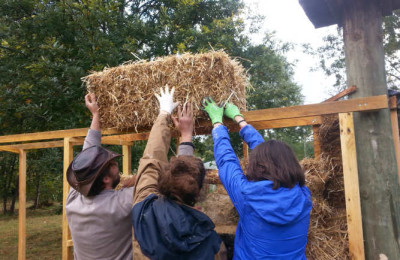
309,10 -> 400,93
0,0 -> 319,213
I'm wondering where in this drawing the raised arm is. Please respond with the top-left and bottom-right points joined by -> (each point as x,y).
133,86 -> 179,204
202,98 -> 246,215
224,102 -> 264,149
83,93 -> 101,150
172,102 -> 195,156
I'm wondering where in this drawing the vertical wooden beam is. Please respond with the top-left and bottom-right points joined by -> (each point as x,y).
242,141 -> 248,162
312,125 -> 321,160
122,145 -> 132,176
339,113 -> 365,260
390,104 -> 400,185
62,138 -> 73,260
18,149 -> 26,260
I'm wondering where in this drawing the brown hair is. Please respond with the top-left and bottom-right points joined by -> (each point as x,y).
88,161 -> 117,196
246,140 -> 305,189
158,156 -> 206,206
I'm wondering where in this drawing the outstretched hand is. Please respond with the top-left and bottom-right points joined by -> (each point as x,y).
155,85 -> 180,115
202,97 -> 223,126
172,102 -> 194,142
85,93 -> 99,116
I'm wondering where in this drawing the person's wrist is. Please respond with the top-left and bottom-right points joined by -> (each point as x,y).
234,115 -> 244,122
180,134 -> 192,142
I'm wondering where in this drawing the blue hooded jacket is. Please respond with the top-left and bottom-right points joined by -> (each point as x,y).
132,194 -> 222,260
212,125 -> 312,260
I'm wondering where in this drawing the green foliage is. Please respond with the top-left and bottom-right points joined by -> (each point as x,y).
311,10 -> 400,92
0,0 -> 307,206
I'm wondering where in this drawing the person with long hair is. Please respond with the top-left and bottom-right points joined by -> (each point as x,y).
202,98 -> 312,259
132,87 -> 227,260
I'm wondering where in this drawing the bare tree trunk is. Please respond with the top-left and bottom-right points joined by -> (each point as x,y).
342,0 -> 400,258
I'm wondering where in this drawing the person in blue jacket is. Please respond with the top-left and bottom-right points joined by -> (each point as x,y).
202,98 -> 312,260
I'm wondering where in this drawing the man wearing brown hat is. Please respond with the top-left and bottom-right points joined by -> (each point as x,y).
66,93 -> 133,260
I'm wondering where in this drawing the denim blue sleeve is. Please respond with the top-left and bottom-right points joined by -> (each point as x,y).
239,124 -> 264,150
212,125 -> 245,215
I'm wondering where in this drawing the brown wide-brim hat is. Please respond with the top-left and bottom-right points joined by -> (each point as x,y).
66,145 -> 122,196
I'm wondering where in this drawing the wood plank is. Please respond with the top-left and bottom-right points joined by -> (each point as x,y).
243,141 -> 248,161
0,146 -> 20,153
0,95 -> 388,145
244,95 -> 388,122
62,138 -> 73,260
249,116 -> 322,130
390,103 -> 400,185
324,85 -> 357,102
67,240 -> 73,247
122,145 -> 132,176
18,149 -> 26,260
312,125 -> 321,160
0,128 -> 127,144
339,112 -> 365,260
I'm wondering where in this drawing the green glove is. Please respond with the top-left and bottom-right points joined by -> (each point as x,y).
224,102 -> 243,121
202,97 -> 223,125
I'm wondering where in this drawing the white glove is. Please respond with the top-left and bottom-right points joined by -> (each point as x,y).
155,85 -> 179,114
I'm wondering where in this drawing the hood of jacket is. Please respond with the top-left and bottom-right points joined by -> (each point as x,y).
242,180 -> 312,225
132,194 -> 221,260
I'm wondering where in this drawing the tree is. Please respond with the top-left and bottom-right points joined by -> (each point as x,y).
0,0 -> 306,208
312,10 -> 400,92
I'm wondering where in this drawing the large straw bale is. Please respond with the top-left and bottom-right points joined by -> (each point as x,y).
82,51 -> 248,131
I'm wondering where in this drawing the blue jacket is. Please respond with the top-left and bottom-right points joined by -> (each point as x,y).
132,194 -> 222,260
212,125 -> 312,260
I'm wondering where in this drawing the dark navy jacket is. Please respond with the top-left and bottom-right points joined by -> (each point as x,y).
132,194 -> 222,260
212,124 -> 312,260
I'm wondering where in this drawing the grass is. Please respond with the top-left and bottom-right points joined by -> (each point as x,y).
0,202 -> 62,260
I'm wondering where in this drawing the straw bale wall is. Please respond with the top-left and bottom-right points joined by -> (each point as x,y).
83,51 -> 248,131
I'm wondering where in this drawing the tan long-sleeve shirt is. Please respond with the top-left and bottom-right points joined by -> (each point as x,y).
66,129 -> 133,260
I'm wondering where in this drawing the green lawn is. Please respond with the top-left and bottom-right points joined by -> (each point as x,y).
0,203 -> 62,260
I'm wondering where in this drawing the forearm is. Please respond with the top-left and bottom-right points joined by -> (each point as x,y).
82,128 -> 101,150
133,114 -> 170,204
239,124 -> 264,150
90,113 -> 100,132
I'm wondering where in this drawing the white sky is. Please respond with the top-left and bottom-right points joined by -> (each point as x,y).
243,0 -> 339,104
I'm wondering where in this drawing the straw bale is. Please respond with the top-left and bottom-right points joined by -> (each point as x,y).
82,51 -> 248,131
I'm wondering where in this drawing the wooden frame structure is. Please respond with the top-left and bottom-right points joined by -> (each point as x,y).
0,94 -> 399,260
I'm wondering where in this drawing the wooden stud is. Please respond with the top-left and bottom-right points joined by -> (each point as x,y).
0,95 -> 388,145
323,85 -> 357,102
243,141 -> 248,162
62,138 -> 74,260
312,125 -> 321,160
389,97 -> 400,185
339,112 -> 365,260
244,95 -> 387,122
18,149 -> 26,260
122,145 -> 132,176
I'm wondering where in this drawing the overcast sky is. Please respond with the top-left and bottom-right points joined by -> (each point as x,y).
243,0 -> 339,104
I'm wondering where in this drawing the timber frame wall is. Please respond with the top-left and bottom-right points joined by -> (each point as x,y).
0,94 -> 399,260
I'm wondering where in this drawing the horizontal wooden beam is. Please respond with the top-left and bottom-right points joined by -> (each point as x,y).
0,128 -> 127,145
244,95 -> 388,122
0,146 -> 20,153
0,95 -> 389,145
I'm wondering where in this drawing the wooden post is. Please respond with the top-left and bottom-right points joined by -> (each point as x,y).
122,145 -> 132,176
339,113 -> 365,260
18,149 -> 26,260
62,138 -> 73,260
390,100 -> 400,185
312,125 -> 321,160
342,0 -> 400,258
242,141 -> 248,162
